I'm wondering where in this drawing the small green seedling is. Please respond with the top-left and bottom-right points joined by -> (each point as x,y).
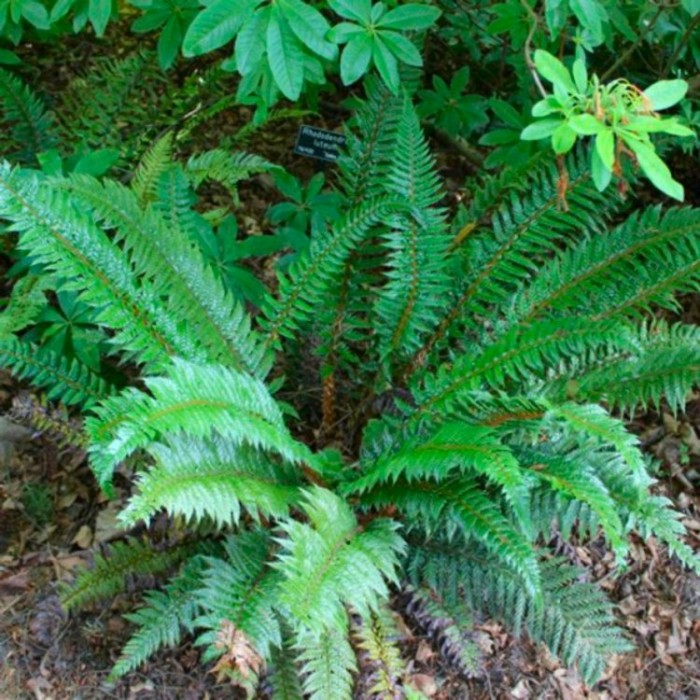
521,50 -> 695,201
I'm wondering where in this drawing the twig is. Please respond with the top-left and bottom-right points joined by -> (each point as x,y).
601,4 -> 666,81
662,11 -> 700,78
519,0 -> 547,99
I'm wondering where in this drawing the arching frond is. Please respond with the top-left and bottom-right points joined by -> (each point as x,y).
275,487 -> 405,634
85,359 -> 313,491
120,436 -> 301,527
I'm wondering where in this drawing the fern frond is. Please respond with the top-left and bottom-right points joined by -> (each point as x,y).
186,149 -> 277,204
85,358 -> 313,491
409,150 -> 624,373
565,324 -> 700,414
361,476 -> 541,597
338,80 -> 403,202
0,164 -> 200,368
60,538 -> 198,611
0,68 -> 57,162
131,133 -> 175,205
296,625 -> 357,700
633,495 -> 700,573
267,629 -> 305,700
350,422 -> 523,494
354,606 -> 407,698
405,585 -> 480,676
408,543 -> 631,684
517,447 -> 627,556
109,559 -> 203,680
511,207 -> 700,324
546,403 -> 648,489
57,51 -> 167,155
120,436 -> 301,527
413,318 -> 633,419
0,335 -> 116,408
195,530 -> 282,661
0,274 -> 49,335
275,487 -> 405,633
375,97 -> 450,364
261,196 -> 410,347
61,174 -> 271,376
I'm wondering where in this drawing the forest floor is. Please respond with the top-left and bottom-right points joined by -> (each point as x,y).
1,21 -> 700,700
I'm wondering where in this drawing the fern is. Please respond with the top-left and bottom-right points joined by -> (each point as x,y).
0,335 -> 116,408
194,530 -> 283,661
186,149 -> 277,205
0,164 -> 200,368
405,585 -> 480,676
85,358 -> 314,491
354,606 -> 407,698
407,543 -> 632,685
120,436 -> 301,527
374,96 -> 450,366
0,274 -> 48,336
60,538 -> 199,611
274,487 -> 405,634
109,560 -> 203,680
131,132 -> 175,205
61,172 -> 272,376
56,51 -> 167,157
0,68 -> 57,163
296,626 -> 357,700
4,81 -> 700,692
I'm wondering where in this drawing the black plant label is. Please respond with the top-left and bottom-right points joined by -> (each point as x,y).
294,125 -> 346,162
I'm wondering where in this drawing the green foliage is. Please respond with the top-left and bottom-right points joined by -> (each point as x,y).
0,68 -> 56,163
522,51 -> 695,199
60,538 -> 199,610
2,4 -> 700,693
417,66 -> 488,138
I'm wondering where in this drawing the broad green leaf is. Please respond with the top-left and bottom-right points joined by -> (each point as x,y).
377,3 -> 441,30
490,98 -> 525,127
157,15 -> 183,70
568,113 -> 605,135
682,0 -> 700,14
372,35 -> 400,94
532,96 -> 563,117
339,32 -> 372,85
73,149 -> 120,176
623,136 -> 684,201
594,129 -> 614,170
327,0 -> 371,23
520,118 -> 563,140
590,144 -> 612,191
21,1 -> 50,29
0,49 -> 20,64
643,80 -> 689,111
89,0 -> 111,36
551,123 -> 577,154
379,30 -> 422,66
572,58 -> 588,93
533,50 -> 577,94
51,0 -> 74,22
266,8 -> 305,100
625,116 -> 695,137
236,8 -> 268,75
183,0 -> 254,56
327,21 -> 365,43
280,0 -> 337,60
132,10 -> 171,33
570,0 -> 607,44
545,0 -> 568,35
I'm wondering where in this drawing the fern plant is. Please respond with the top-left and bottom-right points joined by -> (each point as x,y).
1,83 -> 699,695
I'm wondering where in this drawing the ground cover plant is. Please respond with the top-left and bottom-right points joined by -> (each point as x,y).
0,1 -> 699,697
